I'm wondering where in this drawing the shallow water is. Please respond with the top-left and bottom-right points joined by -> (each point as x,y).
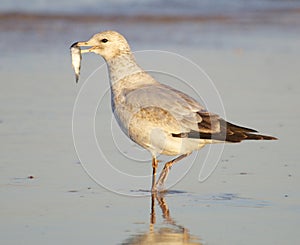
1,5 -> 300,244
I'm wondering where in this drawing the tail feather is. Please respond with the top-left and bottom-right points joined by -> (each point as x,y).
225,121 -> 258,133
225,131 -> 278,143
224,121 -> 277,142
172,119 -> 278,143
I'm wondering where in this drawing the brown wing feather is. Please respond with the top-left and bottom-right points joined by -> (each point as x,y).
172,111 -> 277,142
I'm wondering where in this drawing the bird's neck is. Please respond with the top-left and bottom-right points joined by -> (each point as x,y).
106,53 -> 143,86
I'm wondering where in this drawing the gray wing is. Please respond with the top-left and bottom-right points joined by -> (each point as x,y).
124,83 -> 219,134
124,83 -> 277,142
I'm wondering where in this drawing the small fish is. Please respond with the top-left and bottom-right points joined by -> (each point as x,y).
70,42 -> 82,83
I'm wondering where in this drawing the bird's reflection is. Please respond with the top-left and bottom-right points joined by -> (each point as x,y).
123,192 -> 202,244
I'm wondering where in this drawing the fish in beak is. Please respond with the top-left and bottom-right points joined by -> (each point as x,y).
70,41 -> 94,83
70,42 -> 82,83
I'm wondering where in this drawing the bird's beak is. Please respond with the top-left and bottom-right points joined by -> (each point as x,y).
73,41 -> 95,54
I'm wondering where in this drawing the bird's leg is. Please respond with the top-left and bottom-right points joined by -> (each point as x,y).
156,153 -> 191,191
151,156 -> 158,192
155,192 -> 172,223
150,192 -> 156,225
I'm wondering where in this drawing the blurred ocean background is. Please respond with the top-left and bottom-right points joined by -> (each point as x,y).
1,0 -> 300,54
2,0 -> 300,16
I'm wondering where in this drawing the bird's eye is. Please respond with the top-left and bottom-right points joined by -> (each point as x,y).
101,38 -> 108,43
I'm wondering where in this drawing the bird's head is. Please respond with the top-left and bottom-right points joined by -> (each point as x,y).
76,30 -> 131,60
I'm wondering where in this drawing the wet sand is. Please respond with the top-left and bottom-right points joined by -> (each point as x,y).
0,14 -> 300,244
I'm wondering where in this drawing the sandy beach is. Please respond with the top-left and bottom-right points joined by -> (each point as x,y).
1,4 -> 300,244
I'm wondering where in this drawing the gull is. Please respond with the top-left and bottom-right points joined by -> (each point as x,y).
71,30 -> 277,192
